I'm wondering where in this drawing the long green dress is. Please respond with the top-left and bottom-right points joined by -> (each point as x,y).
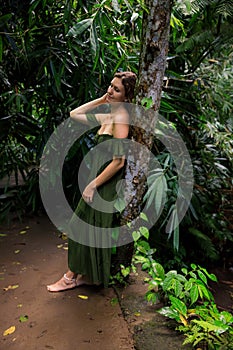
68,114 -> 127,287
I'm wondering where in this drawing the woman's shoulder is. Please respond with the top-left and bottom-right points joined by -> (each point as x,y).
113,109 -> 129,139
113,107 -> 129,124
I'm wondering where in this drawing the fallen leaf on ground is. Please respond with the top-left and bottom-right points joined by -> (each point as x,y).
3,284 -> 19,291
19,315 -> 28,322
110,298 -> 118,306
0,233 -> 7,237
19,230 -> 27,235
57,244 -> 63,249
77,295 -> 89,300
14,250 -> 20,254
134,312 -> 141,317
17,304 -> 23,308
3,326 -> 16,336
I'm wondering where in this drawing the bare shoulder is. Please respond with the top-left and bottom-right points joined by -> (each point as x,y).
113,108 -> 129,139
113,108 -> 129,124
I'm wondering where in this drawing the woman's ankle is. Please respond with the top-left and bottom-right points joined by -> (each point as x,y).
65,270 -> 77,280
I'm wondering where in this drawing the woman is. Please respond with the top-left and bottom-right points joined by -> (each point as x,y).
47,71 -> 137,292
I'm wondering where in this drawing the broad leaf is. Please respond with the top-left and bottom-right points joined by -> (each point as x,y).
67,18 -> 93,37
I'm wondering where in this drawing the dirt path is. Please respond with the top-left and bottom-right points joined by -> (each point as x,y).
1,214 -> 232,350
0,215 -> 134,350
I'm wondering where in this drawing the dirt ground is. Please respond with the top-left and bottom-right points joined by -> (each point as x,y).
0,214 -> 232,350
0,215 -> 134,350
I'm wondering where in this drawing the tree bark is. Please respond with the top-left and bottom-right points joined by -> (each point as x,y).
136,0 -> 172,109
112,0 -> 172,273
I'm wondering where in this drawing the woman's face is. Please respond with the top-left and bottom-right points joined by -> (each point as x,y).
106,77 -> 126,103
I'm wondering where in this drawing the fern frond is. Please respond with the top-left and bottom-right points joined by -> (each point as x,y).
216,0 -> 233,17
188,227 -> 219,260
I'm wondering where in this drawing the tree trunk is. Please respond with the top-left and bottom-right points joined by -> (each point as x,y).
112,0 -> 172,273
136,0 -> 172,109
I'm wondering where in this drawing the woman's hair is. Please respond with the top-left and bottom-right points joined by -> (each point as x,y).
114,71 -> 137,102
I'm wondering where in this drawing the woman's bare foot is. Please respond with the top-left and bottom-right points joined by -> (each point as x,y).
47,273 -> 77,292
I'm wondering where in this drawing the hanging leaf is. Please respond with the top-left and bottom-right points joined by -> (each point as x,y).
173,226 -> 179,252
90,23 -> 99,59
112,227 -> 119,241
140,212 -> 148,221
3,326 -> 16,336
67,18 -> 93,37
0,36 -> 3,62
114,198 -> 126,212
154,177 -> 164,215
132,230 -> 140,241
112,0 -> 121,13
49,60 -> 64,98
139,226 -> 149,240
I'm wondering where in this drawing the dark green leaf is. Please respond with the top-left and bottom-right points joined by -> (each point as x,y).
67,18 -> 93,37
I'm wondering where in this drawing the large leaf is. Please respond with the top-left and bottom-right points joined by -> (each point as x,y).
169,295 -> 187,316
190,284 -> 199,305
90,22 -> 99,59
67,18 -> 93,37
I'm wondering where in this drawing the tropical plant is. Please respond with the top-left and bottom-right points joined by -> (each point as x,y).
0,0 -> 142,220
133,239 -> 233,349
0,0 -> 232,273
179,302 -> 233,349
144,0 -> 233,263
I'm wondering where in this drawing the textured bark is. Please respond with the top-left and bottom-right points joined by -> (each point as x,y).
112,0 -> 172,272
136,0 -> 172,109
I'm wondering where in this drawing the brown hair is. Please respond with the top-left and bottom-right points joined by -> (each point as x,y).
114,71 -> 137,102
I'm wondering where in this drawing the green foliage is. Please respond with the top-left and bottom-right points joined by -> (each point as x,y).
0,0 -> 142,220
179,303 -> 233,349
0,0 -> 232,273
134,238 -> 233,349
145,0 -> 233,265
110,263 -> 133,286
144,259 -> 217,308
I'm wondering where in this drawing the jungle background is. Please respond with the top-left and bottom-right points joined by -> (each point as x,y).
1,0 -> 232,269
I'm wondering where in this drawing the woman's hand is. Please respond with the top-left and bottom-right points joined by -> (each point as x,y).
82,182 -> 96,203
70,94 -> 108,123
98,93 -> 109,104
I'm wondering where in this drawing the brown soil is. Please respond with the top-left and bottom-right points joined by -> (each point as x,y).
0,215 -> 134,350
0,214 -> 232,350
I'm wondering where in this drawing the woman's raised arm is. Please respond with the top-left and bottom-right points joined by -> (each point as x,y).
70,94 -> 108,124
